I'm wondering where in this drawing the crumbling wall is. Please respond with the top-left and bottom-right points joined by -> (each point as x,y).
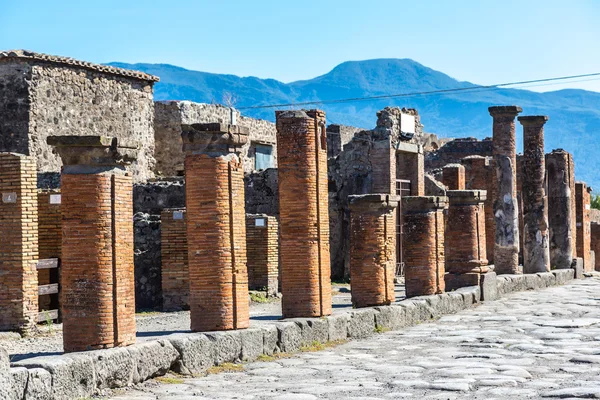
425,137 -> 493,171
245,168 -> 279,215
154,101 -> 277,177
327,124 -> 362,159
0,61 -> 31,154
133,213 -> 162,310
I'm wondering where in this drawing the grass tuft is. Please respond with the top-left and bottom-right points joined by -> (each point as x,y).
206,363 -> 244,374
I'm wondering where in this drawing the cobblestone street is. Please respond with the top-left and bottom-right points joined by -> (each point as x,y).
109,275 -> 600,400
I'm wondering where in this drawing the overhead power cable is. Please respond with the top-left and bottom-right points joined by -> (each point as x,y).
236,72 -> 600,111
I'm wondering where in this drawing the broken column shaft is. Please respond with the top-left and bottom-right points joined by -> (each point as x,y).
442,164 -> 465,190
348,194 -> 398,308
276,110 -> 332,318
49,136 -> 137,352
575,182 -> 592,272
546,150 -> 575,269
519,116 -> 551,273
489,106 -> 522,274
183,123 -> 250,331
402,196 -> 447,297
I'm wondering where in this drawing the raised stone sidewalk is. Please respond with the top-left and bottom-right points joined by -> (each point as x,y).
0,270 -> 574,399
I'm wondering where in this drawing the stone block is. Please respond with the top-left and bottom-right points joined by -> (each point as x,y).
408,298 -> 435,322
127,339 -> 179,383
240,328 -> 264,362
347,308 -> 376,339
572,257 -> 584,279
444,273 -> 480,292
524,274 -> 542,290
454,286 -> 480,307
291,318 -> 329,346
553,268 -> 574,285
326,313 -> 350,342
169,333 -> 214,375
14,353 -> 95,400
479,272 -> 498,301
537,272 -> 556,288
276,321 -> 302,353
204,331 -> 243,365
448,292 -> 466,313
24,368 -> 52,400
92,347 -> 135,390
8,367 -> 28,400
374,305 -> 406,331
260,325 -> 279,356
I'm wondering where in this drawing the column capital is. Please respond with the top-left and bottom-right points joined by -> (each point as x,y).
518,115 -> 549,126
488,105 -> 523,118
181,123 -> 249,156
402,196 -> 448,213
47,136 -> 138,167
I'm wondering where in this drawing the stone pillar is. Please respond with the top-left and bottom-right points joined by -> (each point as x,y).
575,182 -> 592,272
546,150 -> 575,269
444,190 -> 488,289
48,136 -> 137,352
592,222 -> 600,272
276,110 -> 332,318
182,123 -> 250,331
161,208 -> 188,311
519,116 -> 551,273
402,196 -> 447,298
0,153 -> 39,333
246,214 -> 279,296
442,164 -> 465,190
348,194 -> 397,307
489,106 -> 522,274
462,156 -> 495,264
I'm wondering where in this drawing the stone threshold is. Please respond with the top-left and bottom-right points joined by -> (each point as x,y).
2,269 -> 575,400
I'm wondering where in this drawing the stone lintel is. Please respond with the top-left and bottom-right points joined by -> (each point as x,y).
447,190 -> 487,204
518,115 -> 549,126
181,124 -> 249,155
488,105 -> 523,118
395,142 -> 423,154
348,194 -> 400,211
47,135 -> 138,167
402,196 -> 448,213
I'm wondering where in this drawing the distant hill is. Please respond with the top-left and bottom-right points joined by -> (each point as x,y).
109,59 -> 600,190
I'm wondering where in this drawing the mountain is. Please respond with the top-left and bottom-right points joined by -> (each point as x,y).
109,59 -> 600,190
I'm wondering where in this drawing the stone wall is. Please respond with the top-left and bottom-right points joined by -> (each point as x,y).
244,169 -> 279,215
425,137 -> 493,171
0,52 -> 157,183
134,213 -> 162,310
154,101 -> 277,177
326,124 -> 362,159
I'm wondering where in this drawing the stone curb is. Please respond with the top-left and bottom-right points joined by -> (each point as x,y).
6,269 -> 576,400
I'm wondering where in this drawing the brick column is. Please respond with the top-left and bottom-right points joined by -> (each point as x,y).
489,106 -> 522,274
48,136 -> 137,352
402,196 -> 447,298
183,123 -> 250,331
442,164 -> 465,190
37,189 -> 62,312
276,110 -> 332,318
246,214 -> 279,296
575,182 -> 592,272
161,208 -> 188,311
592,222 -> 600,272
519,116 -> 551,273
546,150 -> 575,269
348,194 -> 398,308
0,153 -> 39,333
462,156 -> 495,265
444,190 -> 488,290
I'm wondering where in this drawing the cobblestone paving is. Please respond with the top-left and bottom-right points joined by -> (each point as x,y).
111,276 -> 600,400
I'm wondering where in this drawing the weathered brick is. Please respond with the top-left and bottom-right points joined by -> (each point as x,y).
246,214 -> 279,296
576,181 -> 593,272
160,208 -> 189,311
442,164 -> 465,190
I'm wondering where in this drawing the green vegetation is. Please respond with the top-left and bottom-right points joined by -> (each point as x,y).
591,194 -> 600,210
206,363 -> 244,374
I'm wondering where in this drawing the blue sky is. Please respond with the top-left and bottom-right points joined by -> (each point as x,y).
1,0 -> 599,92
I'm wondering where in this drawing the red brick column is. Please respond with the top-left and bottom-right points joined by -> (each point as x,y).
48,136 -> 137,352
576,182 -> 592,272
444,190 -> 488,289
546,150 -> 575,269
349,194 -> 398,308
442,164 -> 465,190
0,153 -> 39,333
246,214 -> 279,296
276,110 -> 332,318
519,116 -> 551,273
183,123 -> 250,331
161,208 -> 189,311
592,222 -> 600,272
462,156 -> 495,265
402,196 -> 447,298
489,106 -> 522,274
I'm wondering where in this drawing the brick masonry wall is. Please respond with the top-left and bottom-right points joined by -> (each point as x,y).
246,215 -> 279,296
576,182 -> 592,272
161,208 -> 189,311
442,164 -> 465,190
0,153 -> 39,333
349,197 -> 396,308
592,222 -> 600,272
402,197 -> 446,298
61,172 -> 136,352
185,154 -> 249,331
37,189 -> 61,311
425,138 -> 493,171
276,110 -> 332,318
